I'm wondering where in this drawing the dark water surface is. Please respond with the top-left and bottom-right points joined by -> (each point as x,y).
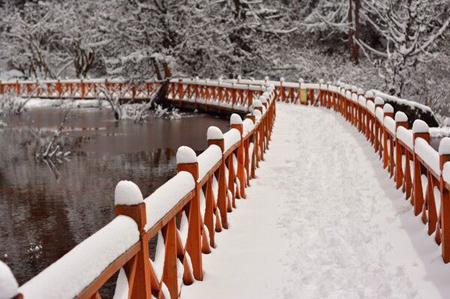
0,108 -> 228,285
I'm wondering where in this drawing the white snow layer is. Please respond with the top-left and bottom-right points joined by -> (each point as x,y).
439,137 -> 450,155
443,163 -> 450,184
0,261 -> 18,299
397,126 -> 414,149
207,126 -> 223,141
144,171 -> 195,231
230,113 -> 243,125
114,180 -> 144,206
176,146 -> 197,164
366,100 -> 375,115
224,129 -> 241,151
384,117 -> 396,136
243,118 -> 255,136
412,120 -> 429,133
182,103 -> 449,299
198,145 -> 223,181
395,111 -> 408,122
383,103 -> 394,113
414,138 -> 441,176
19,216 -> 139,299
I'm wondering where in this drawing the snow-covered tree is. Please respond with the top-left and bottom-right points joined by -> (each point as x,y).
359,0 -> 450,96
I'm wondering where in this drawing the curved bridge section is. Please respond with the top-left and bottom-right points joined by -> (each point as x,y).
1,78 -> 450,298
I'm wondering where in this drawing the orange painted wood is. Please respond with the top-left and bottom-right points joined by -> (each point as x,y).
162,218 -> 179,298
115,203 -> 152,299
177,162 -> 203,281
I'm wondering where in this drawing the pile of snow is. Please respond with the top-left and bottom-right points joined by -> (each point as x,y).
384,117 -> 396,136
375,107 -> 384,122
412,120 -> 429,133
224,129 -> 241,152
395,112 -> 408,122
370,89 -> 433,113
114,181 -> 144,206
253,109 -> 262,121
198,145 -> 223,181
430,127 -> 450,139
397,126 -> 414,149
415,138 -> 440,175
365,90 -> 375,98
207,126 -> 224,141
366,100 -> 375,115
144,172 -> 195,230
243,119 -> 255,136
0,69 -> 24,80
252,100 -> 262,109
374,97 -> 384,106
176,146 -> 197,164
230,113 -> 242,125
443,163 -> 450,184
383,104 -> 394,113
439,137 -> 450,155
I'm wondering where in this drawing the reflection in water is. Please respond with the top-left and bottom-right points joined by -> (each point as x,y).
0,108 -> 228,285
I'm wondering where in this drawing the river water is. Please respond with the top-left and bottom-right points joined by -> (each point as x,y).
0,107 -> 228,286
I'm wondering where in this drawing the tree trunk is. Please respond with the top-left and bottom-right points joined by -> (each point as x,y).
352,0 -> 361,64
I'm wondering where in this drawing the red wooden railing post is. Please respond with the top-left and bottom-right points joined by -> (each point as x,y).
56,80 -> 62,98
81,80 -> 86,99
346,89 -> 352,122
439,137 -> 450,262
230,114 -> 246,199
373,97 -> 384,153
308,84 -> 314,106
15,80 -> 20,96
412,120 -> 430,216
351,86 -> 358,126
253,100 -> 264,162
245,114 -> 257,180
176,146 -> 203,281
207,127 -> 228,229
395,112 -> 409,189
277,77 -> 284,102
114,180 -> 152,299
365,91 -> 375,141
382,104 -> 394,169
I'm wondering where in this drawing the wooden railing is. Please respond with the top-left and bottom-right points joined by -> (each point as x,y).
0,80 -> 276,298
2,77 -> 450,299
0,79 -> 162,101
0,78 -> 266,113
224,78 -> 450,264
301,82 -> 450,264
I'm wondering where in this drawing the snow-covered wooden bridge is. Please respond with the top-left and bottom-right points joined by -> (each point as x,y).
1,78 -> 450,298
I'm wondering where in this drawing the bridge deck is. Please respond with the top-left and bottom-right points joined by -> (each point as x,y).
183,103 -> 448,298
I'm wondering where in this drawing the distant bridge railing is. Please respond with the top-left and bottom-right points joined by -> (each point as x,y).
0,78 -> 269,114
2,77 -> 450,299
0,80 -> 276,299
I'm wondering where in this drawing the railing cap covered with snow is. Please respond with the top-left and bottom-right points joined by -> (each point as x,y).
114,180 -> 144,206
412,119 -> 429,134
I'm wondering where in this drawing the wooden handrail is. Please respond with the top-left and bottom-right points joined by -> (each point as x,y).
2,79 -> 276,299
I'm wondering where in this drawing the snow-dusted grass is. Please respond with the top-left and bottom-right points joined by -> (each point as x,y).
183,103 -> 449,298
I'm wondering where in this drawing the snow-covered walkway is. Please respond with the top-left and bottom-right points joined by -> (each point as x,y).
183,103 -> 449,299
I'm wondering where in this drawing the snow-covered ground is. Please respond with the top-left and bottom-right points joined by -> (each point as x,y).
183,103 -> 449,299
